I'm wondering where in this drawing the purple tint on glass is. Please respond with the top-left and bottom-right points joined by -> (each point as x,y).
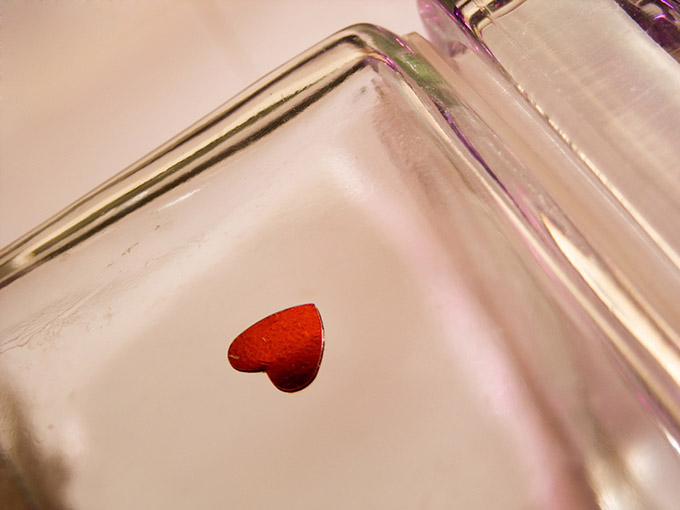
394,36 -> 413,52
615,0 -> 680,61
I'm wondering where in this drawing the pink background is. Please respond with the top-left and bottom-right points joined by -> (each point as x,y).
0,1 -> 420,247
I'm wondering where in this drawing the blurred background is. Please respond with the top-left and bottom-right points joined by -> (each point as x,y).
0,0 -> 420,248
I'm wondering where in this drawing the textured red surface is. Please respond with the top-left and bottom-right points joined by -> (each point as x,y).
227,304 -> 325,392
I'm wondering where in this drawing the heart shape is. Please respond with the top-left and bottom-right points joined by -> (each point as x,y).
227,304 -> 325,392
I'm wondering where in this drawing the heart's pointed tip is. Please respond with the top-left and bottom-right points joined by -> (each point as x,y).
269,372 -> 320,393
273,383 -> 308,393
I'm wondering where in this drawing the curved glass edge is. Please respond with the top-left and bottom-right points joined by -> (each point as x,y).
0,26 -> 382,286
424,0 -> 680,270
420,0 -> 680,270
442,0 -> 680,62
1,21 -> 679,451
418,0 -> 680,444
615,0 -> 680,61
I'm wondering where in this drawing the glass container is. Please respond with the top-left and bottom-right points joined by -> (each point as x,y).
1,1 -> 679,508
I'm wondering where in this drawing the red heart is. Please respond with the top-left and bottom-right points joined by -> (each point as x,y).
227,304 -> 325,392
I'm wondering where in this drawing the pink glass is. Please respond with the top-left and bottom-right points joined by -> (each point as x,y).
1,2 -> 680,508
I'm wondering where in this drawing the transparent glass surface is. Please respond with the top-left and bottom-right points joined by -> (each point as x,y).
419,0 -> 680,273
1,22 -> 679,509
615,0 -> 680,60
419,0 -> 680,448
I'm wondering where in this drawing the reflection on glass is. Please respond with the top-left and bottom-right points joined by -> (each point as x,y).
1,2 -> 680,508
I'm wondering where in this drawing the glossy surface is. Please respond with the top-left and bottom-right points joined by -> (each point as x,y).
420,0 -> 680,445
616,0 -> 680,60
0,17 -> 679,510
228,304 -> 324,392
0,0 -> 420,248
